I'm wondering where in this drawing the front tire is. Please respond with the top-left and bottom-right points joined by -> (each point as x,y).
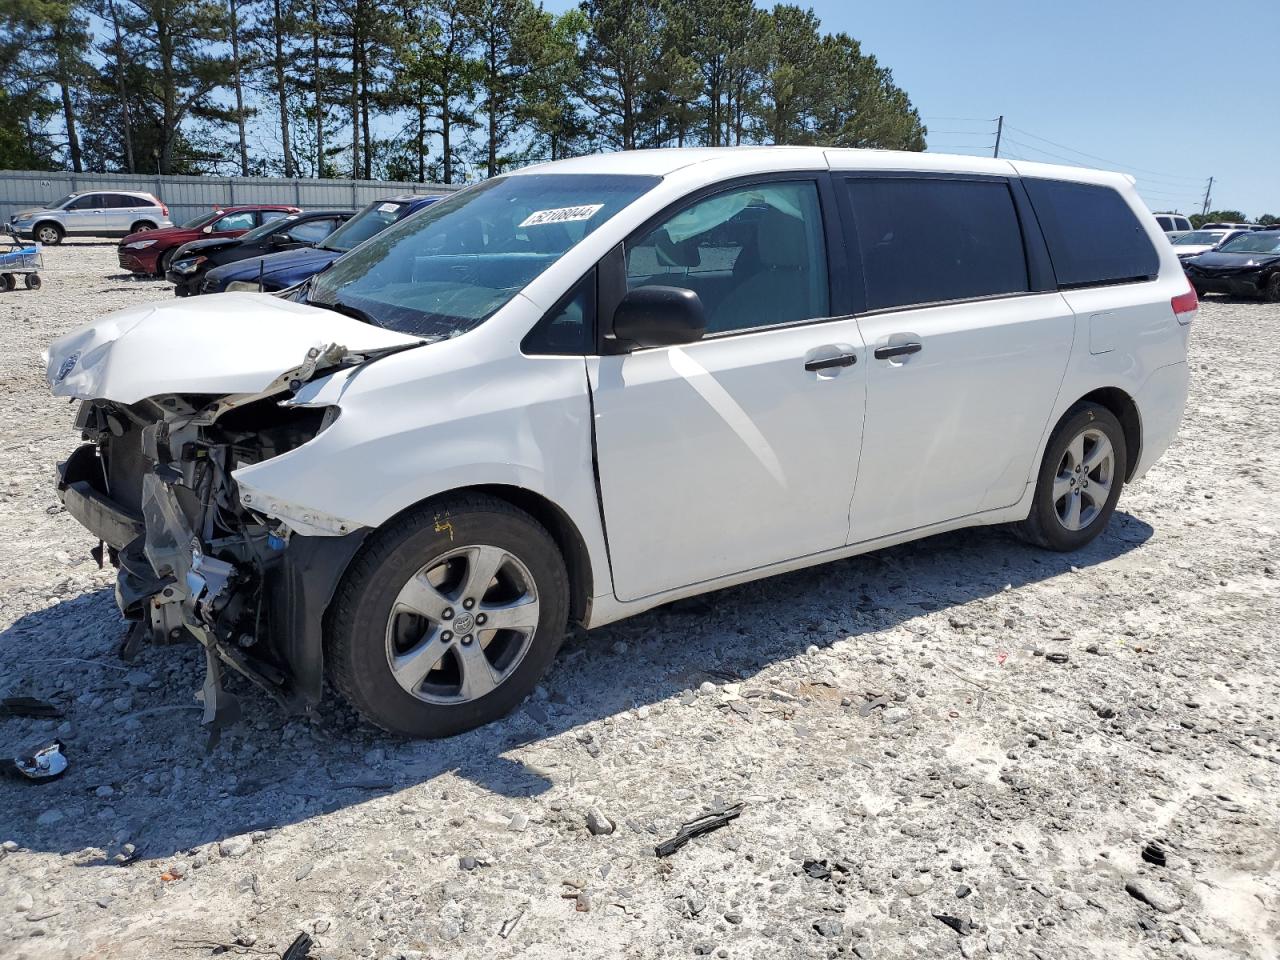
326,495 -> 569,738
1015,403 -> 1127,552
0,273 -> 14,292
24,273 -> 41,290
33,223 -> 63,245
1263,274 -> 1280,304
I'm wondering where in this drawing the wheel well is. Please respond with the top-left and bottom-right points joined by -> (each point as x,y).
1077,387 -> 1141,481
130,220 -> 157,232
33,220 -> 62,237
468,484 -> 594,627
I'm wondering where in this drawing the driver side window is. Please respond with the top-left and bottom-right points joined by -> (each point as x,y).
625,181 -> 829,336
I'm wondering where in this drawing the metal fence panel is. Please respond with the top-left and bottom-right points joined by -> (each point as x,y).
0,170 -> 457,228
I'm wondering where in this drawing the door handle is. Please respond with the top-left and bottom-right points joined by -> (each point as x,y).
873,341 -> 923,360
804,352 -> 857,372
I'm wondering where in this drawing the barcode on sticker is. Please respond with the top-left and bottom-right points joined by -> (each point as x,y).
519,204 -> 604,228
378,202 -> 399,213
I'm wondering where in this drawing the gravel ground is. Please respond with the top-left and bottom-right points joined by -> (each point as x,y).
1,241 -> 1278,960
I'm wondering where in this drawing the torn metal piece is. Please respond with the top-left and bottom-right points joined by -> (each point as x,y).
933,913 -> 970,936
0,697 -> 65,719
654,802 -> 745,857
858,696 -> 890,717
119,620 -> 147,662
281,932 -> 314,959
12,739 -> 69,782
197,648 -> 242,753
499,910 -> 524,939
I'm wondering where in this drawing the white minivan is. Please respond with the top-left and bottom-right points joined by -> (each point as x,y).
45,148 -> 1194,737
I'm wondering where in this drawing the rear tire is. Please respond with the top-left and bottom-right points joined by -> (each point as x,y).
0,274 -> 14,292
33,222 -> 63,245
1015,403 -> 1127,552
130,221 -> 157,234
326,494 -> 570,738
24,273 -> 41,290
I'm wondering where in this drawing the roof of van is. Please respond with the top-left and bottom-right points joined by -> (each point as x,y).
509,146 -> 1135,188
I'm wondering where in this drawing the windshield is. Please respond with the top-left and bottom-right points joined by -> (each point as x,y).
180,210 -> 223,229
309,173 -> 660,337
319,199 -> 414,252
238,214 -> 300,243
49,194 -> 77,209
1218,234 -> 1280,255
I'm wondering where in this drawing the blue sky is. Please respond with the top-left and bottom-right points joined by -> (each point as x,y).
545,0 -> 1277,218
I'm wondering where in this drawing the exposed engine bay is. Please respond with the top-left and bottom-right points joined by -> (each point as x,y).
52,342 -> 415,731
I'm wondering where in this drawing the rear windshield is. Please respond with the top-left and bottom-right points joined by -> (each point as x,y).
238,214 -> 301,242
309,173 -> 660,338
319,200 -> 414,253
1218,233 -> 1280,255
1023,179 -> 1159,288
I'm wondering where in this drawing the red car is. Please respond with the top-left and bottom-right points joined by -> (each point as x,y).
117,204 -> 301,277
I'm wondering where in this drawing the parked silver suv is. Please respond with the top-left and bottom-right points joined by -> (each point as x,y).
8,191 -> 172,245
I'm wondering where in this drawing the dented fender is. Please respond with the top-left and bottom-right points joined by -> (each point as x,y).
232,296 -> 615,599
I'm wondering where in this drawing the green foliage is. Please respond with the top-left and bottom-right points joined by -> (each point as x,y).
7,0 -> 930,180
1190,210 -> 1248,229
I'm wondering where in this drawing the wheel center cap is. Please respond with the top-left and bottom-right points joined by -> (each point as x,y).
453,612 -> 475,634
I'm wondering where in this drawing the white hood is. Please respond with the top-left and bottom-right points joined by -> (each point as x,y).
44,293 -> 422,405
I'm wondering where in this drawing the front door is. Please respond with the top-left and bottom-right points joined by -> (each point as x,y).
836,174 -> 1075,543
589,178 -> 867,602
63,194 -> 105,235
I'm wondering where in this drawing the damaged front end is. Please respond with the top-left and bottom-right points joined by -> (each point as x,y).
55,345 -> 400,727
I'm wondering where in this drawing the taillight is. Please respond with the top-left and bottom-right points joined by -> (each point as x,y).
160,203 -> 169,216
1171,285 -> 1197,325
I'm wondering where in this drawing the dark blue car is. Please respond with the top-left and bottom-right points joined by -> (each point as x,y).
199,194 -> 444,295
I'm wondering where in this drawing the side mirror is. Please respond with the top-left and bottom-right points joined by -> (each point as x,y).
202,225 -> 213,234
612,286 -> 706,349
268,233 -> 291,247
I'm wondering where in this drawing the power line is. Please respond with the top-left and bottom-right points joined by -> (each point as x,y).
1003,123 -> 1204,183
921,116 -> 999,124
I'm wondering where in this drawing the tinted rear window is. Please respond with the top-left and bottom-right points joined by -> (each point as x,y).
1023,179 -> 1159,288
845,177 -> 1029,311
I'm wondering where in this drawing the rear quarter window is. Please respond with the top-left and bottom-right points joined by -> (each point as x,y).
1024,179 -> 1159,288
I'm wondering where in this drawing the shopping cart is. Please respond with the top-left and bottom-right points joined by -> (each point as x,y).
0,228 -> 44,291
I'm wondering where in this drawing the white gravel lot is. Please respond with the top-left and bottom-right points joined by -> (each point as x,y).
0,240 -> 1278,960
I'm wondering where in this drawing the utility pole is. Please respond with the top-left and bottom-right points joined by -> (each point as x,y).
993,115 -> 1004,158
1200,177 -> 1214,216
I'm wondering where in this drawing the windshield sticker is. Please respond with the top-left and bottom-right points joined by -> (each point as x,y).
378,202 -> 400,213
519,204 -> 604,228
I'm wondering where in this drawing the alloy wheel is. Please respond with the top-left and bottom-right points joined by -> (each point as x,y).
384,544 -> 540,704
1052,427 -> 1115,532
36,226 -> 59,244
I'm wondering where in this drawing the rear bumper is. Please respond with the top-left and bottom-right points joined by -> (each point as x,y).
1131,361 -> 1189,481
56,443 -> 144,550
